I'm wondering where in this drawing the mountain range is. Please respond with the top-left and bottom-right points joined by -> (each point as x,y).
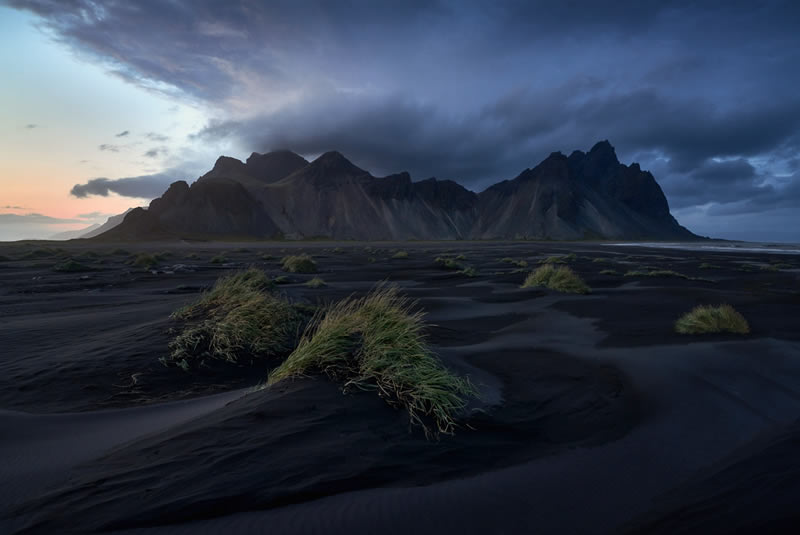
96,141 -> 698,241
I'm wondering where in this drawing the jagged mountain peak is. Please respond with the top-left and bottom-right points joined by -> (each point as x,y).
95,140 -> 698,241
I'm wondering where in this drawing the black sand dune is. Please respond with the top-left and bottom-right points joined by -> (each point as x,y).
1,240 -> 799,534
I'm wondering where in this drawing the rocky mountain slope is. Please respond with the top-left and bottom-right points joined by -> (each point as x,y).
97,141 -> 697,241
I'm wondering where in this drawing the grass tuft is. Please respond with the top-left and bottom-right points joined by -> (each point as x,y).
167,268 -> 309,366
539,253 -> 577,264
53,259 -> 93,272
522,264 -> 590,294
132,253 -> 159,269
624,269 -> 691,280
210,254 -> 227,264
305,276 -> 326,288
675,304 -> 750,335
458,266 -> 478,277
281,254 -> 317,273
599,269 -> 619,275
434,256 -> 462,270
268,285 -> 476,436
391,250 -> 409,259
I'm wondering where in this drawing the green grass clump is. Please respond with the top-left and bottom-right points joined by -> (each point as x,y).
501,258 -> 528,268
167,268 -> 308,367
539,253 -> 577,264
624,269 -> 691,280
454,254 -> 466,261
268,286 -> 476,436
458,266 -> 478,277
281,254 -> 317,273
760,264 -> 780,272
522,265 -> 590,294
592,257 -> 610,263
305,277 -> 326,288
699,263 -> 721,269
675,304 -> 750,335
210,254 -> 227,264
132,253 -> 159,269
392,250 -> 409,259
272,275 -> 291,284
434,256 -> 462,270
53,259 -> 93,272
600,269 -> 619,275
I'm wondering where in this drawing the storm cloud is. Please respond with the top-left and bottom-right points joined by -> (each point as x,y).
70,170 -> 186,199
10,0 -> 800,240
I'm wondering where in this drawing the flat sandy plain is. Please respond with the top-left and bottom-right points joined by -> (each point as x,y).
1,240 -> 799,534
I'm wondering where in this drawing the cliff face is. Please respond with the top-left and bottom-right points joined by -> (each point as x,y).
97,143 -> 698,241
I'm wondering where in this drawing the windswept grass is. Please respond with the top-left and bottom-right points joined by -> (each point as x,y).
53,259 -> 93,272
391,250 -> 409,259
454,254 -> 466,261
282,254 -> 317,273
699,263 -> 721,269
522,264 -> 590,294
538,253 -> 577,264
599,269 -> 619,275
458,266 -> 478,277
305,276 -> 326,288
592,257 -> 611,263
132,253 -> 159,269
624,269 -> 691,280
675,304 -> 750,335
501,257 -> 528,268
166,268 -> 309,367
434,256 -> 462,270
268,285 -> 476,436
210,254 -> 228,264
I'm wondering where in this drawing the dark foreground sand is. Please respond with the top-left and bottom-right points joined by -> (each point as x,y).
0,240 -> 799,534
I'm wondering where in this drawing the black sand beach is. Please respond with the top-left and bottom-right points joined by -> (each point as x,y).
1,240 -> 799,534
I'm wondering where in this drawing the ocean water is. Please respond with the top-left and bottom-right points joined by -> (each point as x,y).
604,242 -> 800,255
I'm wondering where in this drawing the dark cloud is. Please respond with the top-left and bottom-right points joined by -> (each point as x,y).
143,147 -> 167,158
0,213 -> 83,225
70,170 -> 187,199
145,132 -> 169,142
98,143 -> 120,152
115,130 -> 130,137
9,0 -> 800,239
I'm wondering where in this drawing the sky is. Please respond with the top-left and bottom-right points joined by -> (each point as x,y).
1,1 -> 799,242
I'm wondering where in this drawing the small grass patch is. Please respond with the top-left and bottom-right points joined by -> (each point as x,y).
391,250 -> 409,259
305,276 -> 326,288
132,253 -> 159,269
501,257 -> 528,268
434,256 -> 462,270
624,269 -> 691,280
458,266 -> 478,277
675,304 -> 750,335
53,259 -> 93,272
281,254 -> 317,273
210,254 -> 228,264
166,268 -> 309,367
272,275 -> 291,284
699,263 -> 721,269
599,269 -> 619,275
771,262 -> 793,270
267,286 -> 476,436
592,257 -> 610,263
454,254 -> 466,261
538,253 -> 577,264
522,265 -> 590,294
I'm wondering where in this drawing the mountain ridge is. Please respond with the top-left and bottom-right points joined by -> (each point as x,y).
96,141 -> 699,241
